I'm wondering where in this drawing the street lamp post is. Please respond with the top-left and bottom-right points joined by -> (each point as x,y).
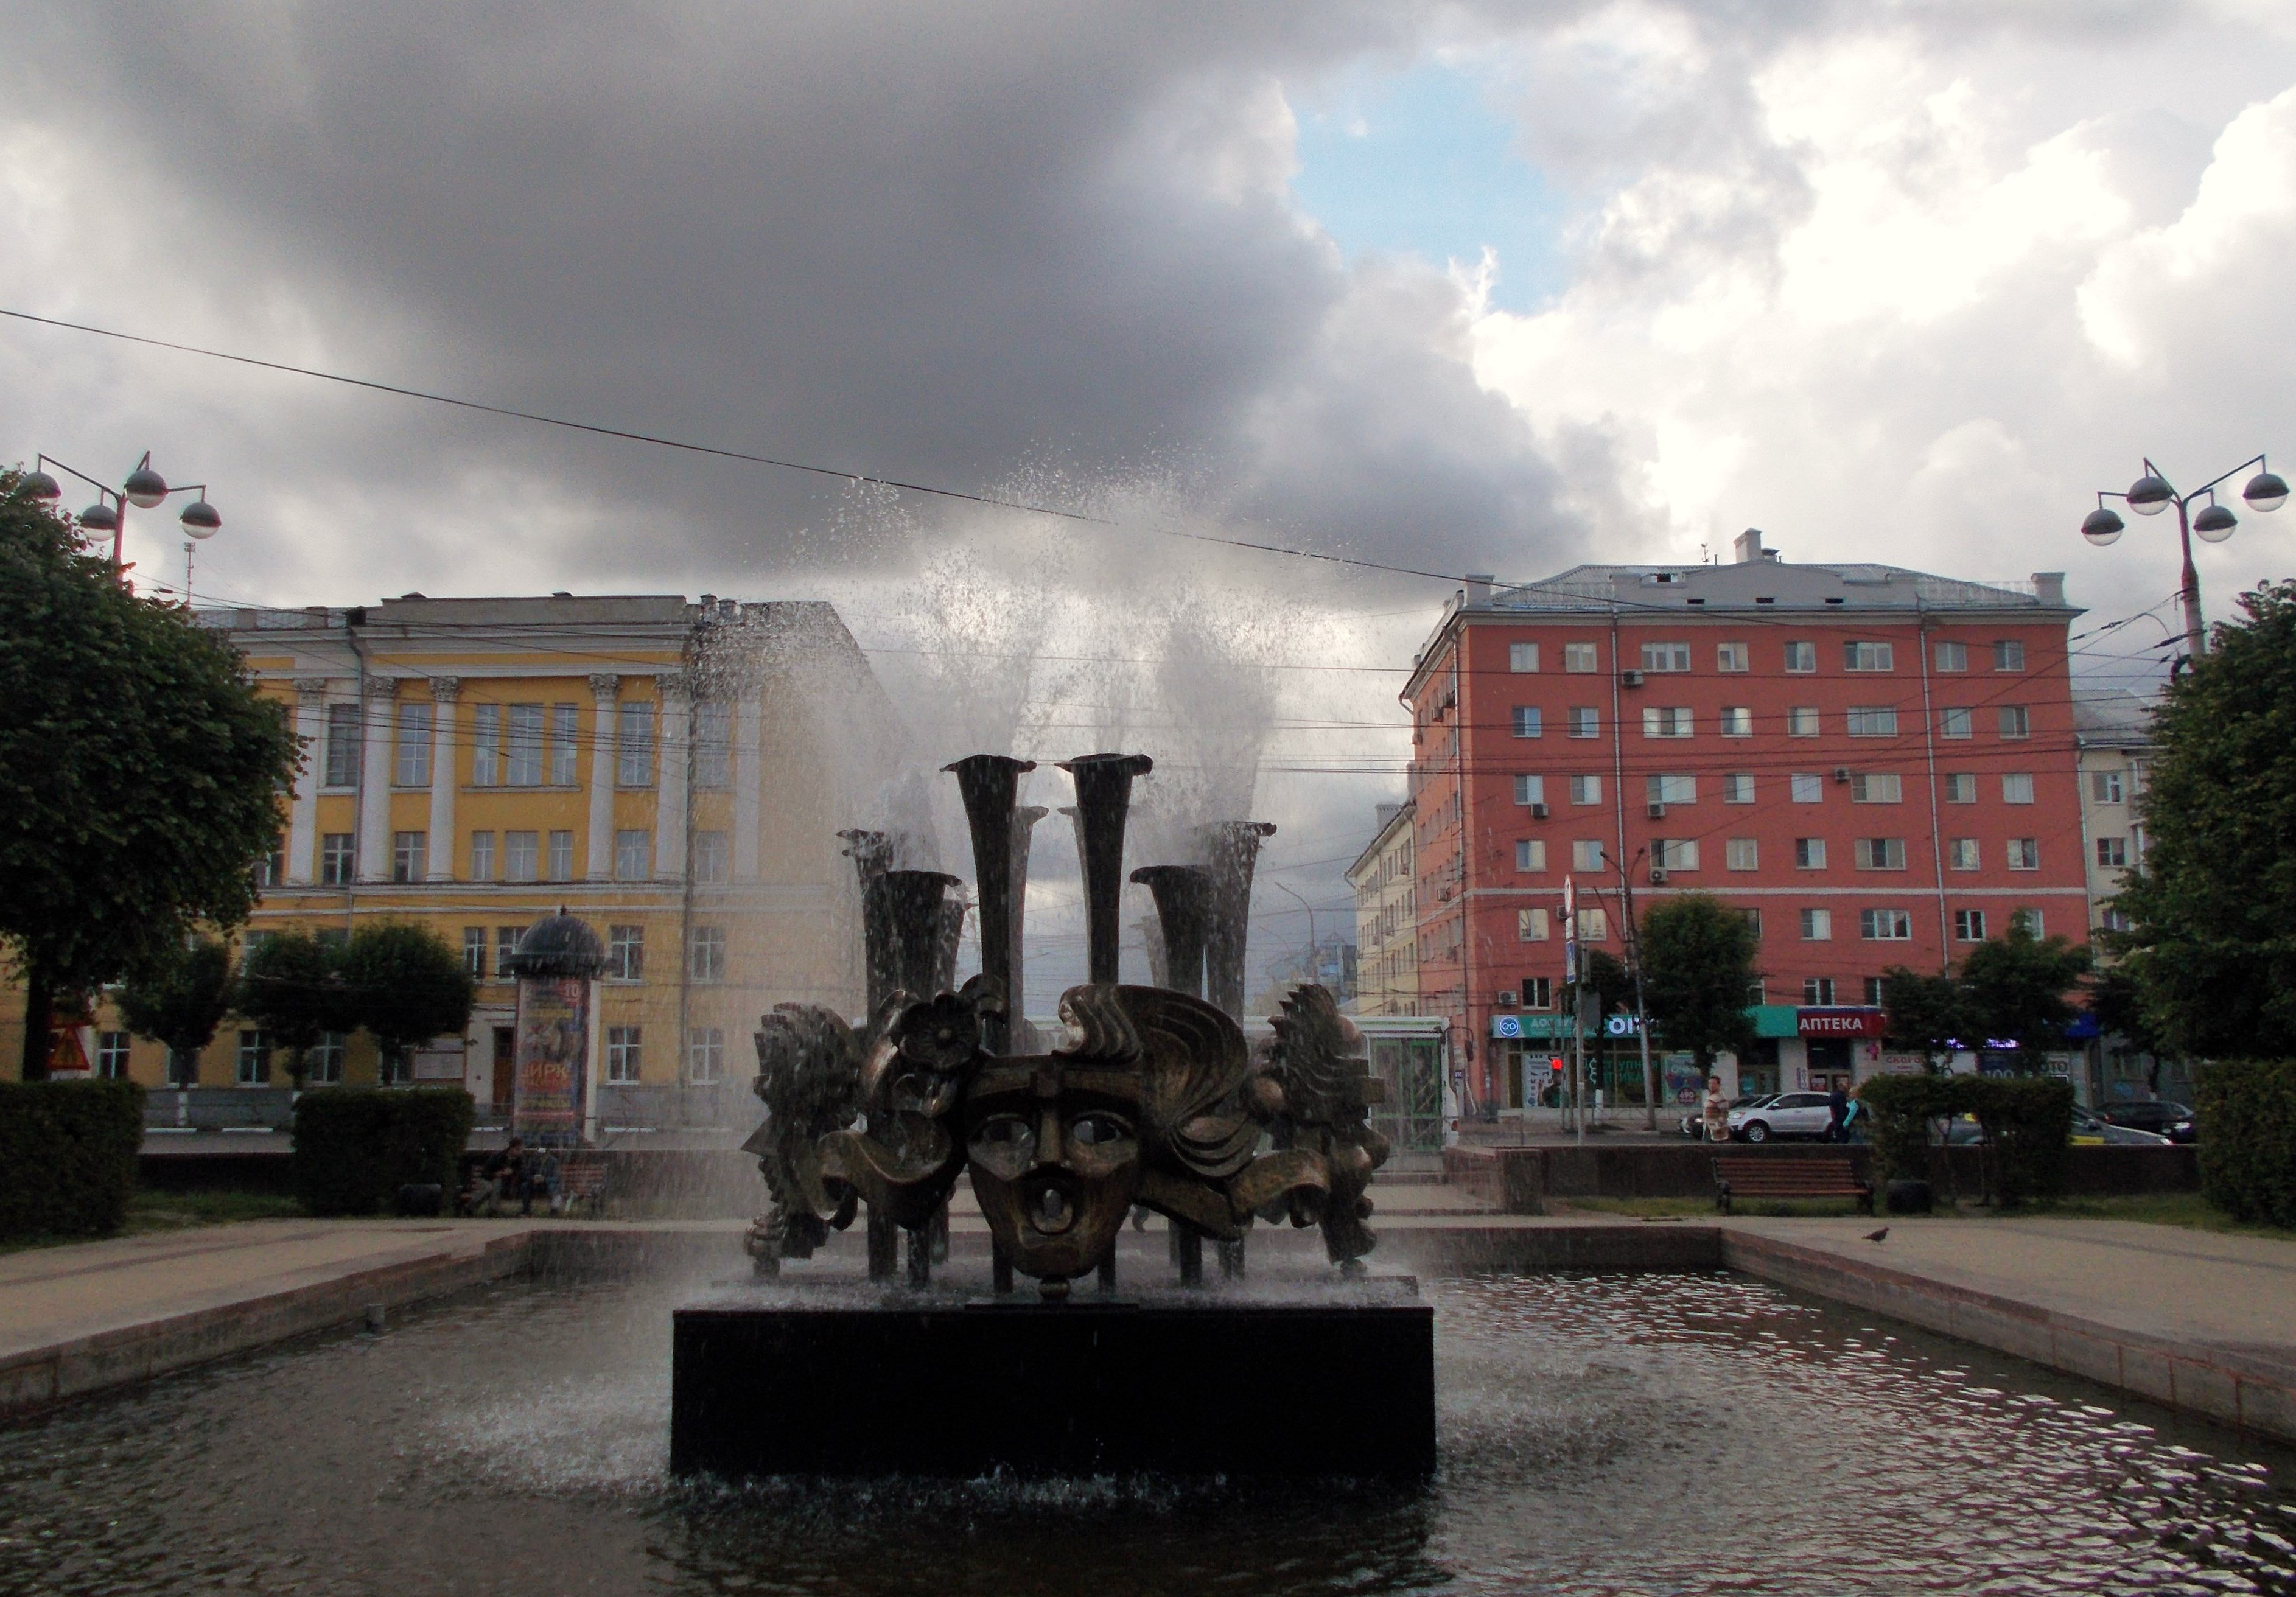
22,452 -> 221,595
2083,455 -> 2286,664
1269,879 -> 1318,984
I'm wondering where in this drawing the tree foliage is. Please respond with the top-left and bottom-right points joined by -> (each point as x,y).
1637,892 -> 1757,1072
235,931 -> 356,1089
1,473 -> 299,1077
1959,924 -> 2092,1062
1880,966 -> 1968,1072
2112,579 -> 2296,1058
339,923 -> 474,1072
1580,948 -> 1635,1017
116,936 -> 237,1085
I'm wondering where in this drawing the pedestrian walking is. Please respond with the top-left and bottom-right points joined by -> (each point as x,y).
1702,1076 -> 1730,1143
1825,1083 -> 1849,1143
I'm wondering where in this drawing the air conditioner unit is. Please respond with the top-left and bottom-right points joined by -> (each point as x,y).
1647,801 -> 1667,819
1620,669 -> 1645,687
1833,766 -> 1852,783
1494,989 -> 1518,1007
1649,866 -> 1670,884
1528,802 -> 1550,819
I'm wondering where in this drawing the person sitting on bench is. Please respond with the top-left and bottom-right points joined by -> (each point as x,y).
477,1137 -> 547,1215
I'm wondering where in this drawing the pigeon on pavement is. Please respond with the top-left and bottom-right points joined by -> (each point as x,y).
1864,1226 -> 1890,1243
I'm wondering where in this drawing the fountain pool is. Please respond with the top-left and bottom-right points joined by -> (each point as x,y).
2,1267 -> 2291,1596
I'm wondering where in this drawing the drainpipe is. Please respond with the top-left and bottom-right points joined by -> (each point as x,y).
1452,632 -> 1477,1116
1916,603 -> 1949,971
676,641 -> 699,1132
343,610 -> 366,942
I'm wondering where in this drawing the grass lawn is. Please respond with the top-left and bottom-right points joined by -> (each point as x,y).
126,1188 -> 304,1233
2,1187 -> 304,1254
1554,1190 -> 2295,1236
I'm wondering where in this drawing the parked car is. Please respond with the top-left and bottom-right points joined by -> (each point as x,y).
1681,1094 -> 1774,1138
2099,1100 -> 2196,1143
1729,1091 -> 1838,1143
1940,1105 -> 2172,1146
2070,1103 -> 2172,1146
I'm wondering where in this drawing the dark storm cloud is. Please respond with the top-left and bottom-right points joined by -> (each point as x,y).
1,1 -> 1592,590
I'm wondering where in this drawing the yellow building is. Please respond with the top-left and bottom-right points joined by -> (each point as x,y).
5,593 -> 899,1119
1346,800 -> 1418,1017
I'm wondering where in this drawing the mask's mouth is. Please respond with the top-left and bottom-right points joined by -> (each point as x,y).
1023,1177 -> 1075,1235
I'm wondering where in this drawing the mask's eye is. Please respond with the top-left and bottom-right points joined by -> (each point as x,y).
968,1113 -> 1035,1177
1068,1111 -> 1133,1147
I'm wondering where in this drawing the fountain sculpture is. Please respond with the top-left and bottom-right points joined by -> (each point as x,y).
671,752 -> 1434,1478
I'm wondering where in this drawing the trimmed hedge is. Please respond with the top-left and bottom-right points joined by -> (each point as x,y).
1968,1077 -> 2074,1207
2194,1061 -> 2296,1228
0,1079 -> 145,1239
1855,1074 -> 1959,1185
1857,1072 -> 2074,1206
291,1088 -> 475,1216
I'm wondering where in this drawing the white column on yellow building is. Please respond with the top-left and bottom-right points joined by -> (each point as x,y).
425,677 -> 459,882
733,686 -> 763,881
357,677 -> 398,881
285,678 -> 330,884
654,671 -> 689,880
586,673 -> 620,881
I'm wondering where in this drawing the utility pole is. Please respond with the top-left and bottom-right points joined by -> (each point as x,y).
1615,848 -> 1658,1130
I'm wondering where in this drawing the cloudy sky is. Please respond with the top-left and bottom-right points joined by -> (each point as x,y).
5,2 -> 2294,995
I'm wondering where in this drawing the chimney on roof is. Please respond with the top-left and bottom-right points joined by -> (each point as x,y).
2032,571 -> 2066,607
1463,573 -> 1494,607
1734,529 -> 1766,564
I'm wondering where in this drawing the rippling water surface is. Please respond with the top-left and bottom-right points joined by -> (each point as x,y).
2,1270 -> 2292,1596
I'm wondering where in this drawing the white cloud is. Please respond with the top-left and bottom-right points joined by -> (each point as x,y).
1469,10 -> 2296,640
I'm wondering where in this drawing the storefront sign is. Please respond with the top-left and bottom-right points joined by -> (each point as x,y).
1490,1013 -> 1587,1040
1797,1007 -> 1884,1038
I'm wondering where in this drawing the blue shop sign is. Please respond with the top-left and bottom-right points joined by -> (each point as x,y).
1491,1013 -> 1587,1040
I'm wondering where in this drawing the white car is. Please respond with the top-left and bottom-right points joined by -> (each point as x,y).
1729,1091 -> 1838,1143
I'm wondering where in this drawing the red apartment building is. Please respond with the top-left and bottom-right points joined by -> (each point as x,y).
1402,530 -> 2087,1114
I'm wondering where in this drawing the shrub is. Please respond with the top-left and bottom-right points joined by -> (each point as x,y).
1855,1074 -> 1960,1184
2194,1061 -> 2296,1228
1967,1076 -> 2074,1207
291,1087 -> 474,1216
0,1078 -> 145,1239
1858,1072 -> 2073,1205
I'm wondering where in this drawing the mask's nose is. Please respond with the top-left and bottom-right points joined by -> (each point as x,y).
1032,1102 -> 1065,1169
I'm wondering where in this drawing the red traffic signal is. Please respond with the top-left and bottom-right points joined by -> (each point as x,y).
1548,1057 -> 1564,1074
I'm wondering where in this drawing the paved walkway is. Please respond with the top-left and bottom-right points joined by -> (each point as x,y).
1726,1214 -> 2296,1357
6,1201 -> 2295,1442
1718,1214 -> 2296,1439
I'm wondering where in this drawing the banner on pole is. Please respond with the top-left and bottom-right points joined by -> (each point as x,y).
512,975 -> 590,1147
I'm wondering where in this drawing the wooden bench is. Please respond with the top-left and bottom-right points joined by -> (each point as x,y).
1712,1152 -> 1873,1215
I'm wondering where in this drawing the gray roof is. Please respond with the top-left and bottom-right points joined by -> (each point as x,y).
1481,561 -> 2068,617
2073,687 -> 2155,748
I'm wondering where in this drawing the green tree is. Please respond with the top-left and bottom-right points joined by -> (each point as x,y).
1580,948 -> 1636,1018
2087,963 -> 2172,1096
1,473 -> 298,1078
235,931 -> 354,1091
2112,579 -> 2296,1057
116,936 -> 237,1086
1637,893 -> 1758,1077
340,923 -> 474,1080
1880,966 -> 1970,1074
1959,924 -> 2093,1064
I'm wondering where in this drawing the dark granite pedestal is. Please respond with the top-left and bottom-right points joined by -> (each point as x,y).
670,1274 -> 1435,1478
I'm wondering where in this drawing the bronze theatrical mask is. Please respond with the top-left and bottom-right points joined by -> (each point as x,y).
744,750 -> 1390,1294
